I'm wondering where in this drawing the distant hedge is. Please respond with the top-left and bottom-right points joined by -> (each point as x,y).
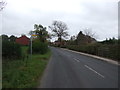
66,43 -> 119,61
2,41 -> 22,59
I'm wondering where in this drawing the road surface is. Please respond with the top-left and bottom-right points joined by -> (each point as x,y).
39,47 -> 118,88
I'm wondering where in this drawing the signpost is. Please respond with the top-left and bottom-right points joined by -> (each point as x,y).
30,36 -> 33,56
30,32 -> 38,59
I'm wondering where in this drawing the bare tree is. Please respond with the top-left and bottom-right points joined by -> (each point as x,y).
70,35 -> 76,41
83,28 -> 98,39
49,20 -> 69,43
0,1 -> 7,11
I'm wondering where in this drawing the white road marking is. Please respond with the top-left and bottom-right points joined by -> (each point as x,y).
74,58 -> 80,62
84,65 -> 105,78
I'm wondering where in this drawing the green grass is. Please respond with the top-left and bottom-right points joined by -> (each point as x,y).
2,47 -> 51,88
21,46 -> 28,55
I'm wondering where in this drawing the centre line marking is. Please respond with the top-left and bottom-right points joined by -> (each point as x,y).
74,58 -> 80,62
84,65 -> 105,78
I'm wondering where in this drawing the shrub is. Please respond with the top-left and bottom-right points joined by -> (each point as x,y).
31,40 -> 48,54
2,41 -> 22,59
97,44 -> 119,60
66,43 -> 119,61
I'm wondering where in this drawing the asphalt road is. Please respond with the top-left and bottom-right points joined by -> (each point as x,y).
39,47 -> 118,88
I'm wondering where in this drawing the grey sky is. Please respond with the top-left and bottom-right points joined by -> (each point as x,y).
0,0 -> 119,41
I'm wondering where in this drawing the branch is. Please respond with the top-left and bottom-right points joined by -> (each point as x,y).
0,1 -> 7,11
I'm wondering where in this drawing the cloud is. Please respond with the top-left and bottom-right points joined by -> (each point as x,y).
1,0 -> 118,41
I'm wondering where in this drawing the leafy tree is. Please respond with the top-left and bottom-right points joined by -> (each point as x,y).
100,37 -> 117,44
29,24 -> 49,54
2,34 -> 9,41
49,20 -> 69,44
118,39 -> 120,44
30,24 -> 49,43
9,35 -> 17,42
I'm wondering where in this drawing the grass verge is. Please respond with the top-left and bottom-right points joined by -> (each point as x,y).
2,48 -> 51,88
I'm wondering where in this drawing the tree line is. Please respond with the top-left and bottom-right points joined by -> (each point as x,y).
1,35 -> 22,59
2,23 -> 50,60
48,20 -> 119,61
1,20 -> 119,61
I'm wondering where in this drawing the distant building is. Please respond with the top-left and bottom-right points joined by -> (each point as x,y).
16,35 -> 30,45
76,31 -> 96,45
54,39 -> 67,46
54,40 -> 61,46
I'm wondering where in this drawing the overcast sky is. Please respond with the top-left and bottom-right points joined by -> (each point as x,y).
0,0 -> 119,41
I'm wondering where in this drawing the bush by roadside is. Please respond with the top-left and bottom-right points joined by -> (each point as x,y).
30,39 -> 48,54
2,48 -> 51,88
2,41 -> 22,59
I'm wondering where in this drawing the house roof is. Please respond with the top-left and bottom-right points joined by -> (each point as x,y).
16,35 -> 30,45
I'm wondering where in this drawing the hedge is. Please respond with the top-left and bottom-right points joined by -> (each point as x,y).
30,40 -> 48,54
2,41 -> 22,59
66,43 -> 119,61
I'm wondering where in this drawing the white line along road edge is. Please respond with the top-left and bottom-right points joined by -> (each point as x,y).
61,48 -> 119,66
